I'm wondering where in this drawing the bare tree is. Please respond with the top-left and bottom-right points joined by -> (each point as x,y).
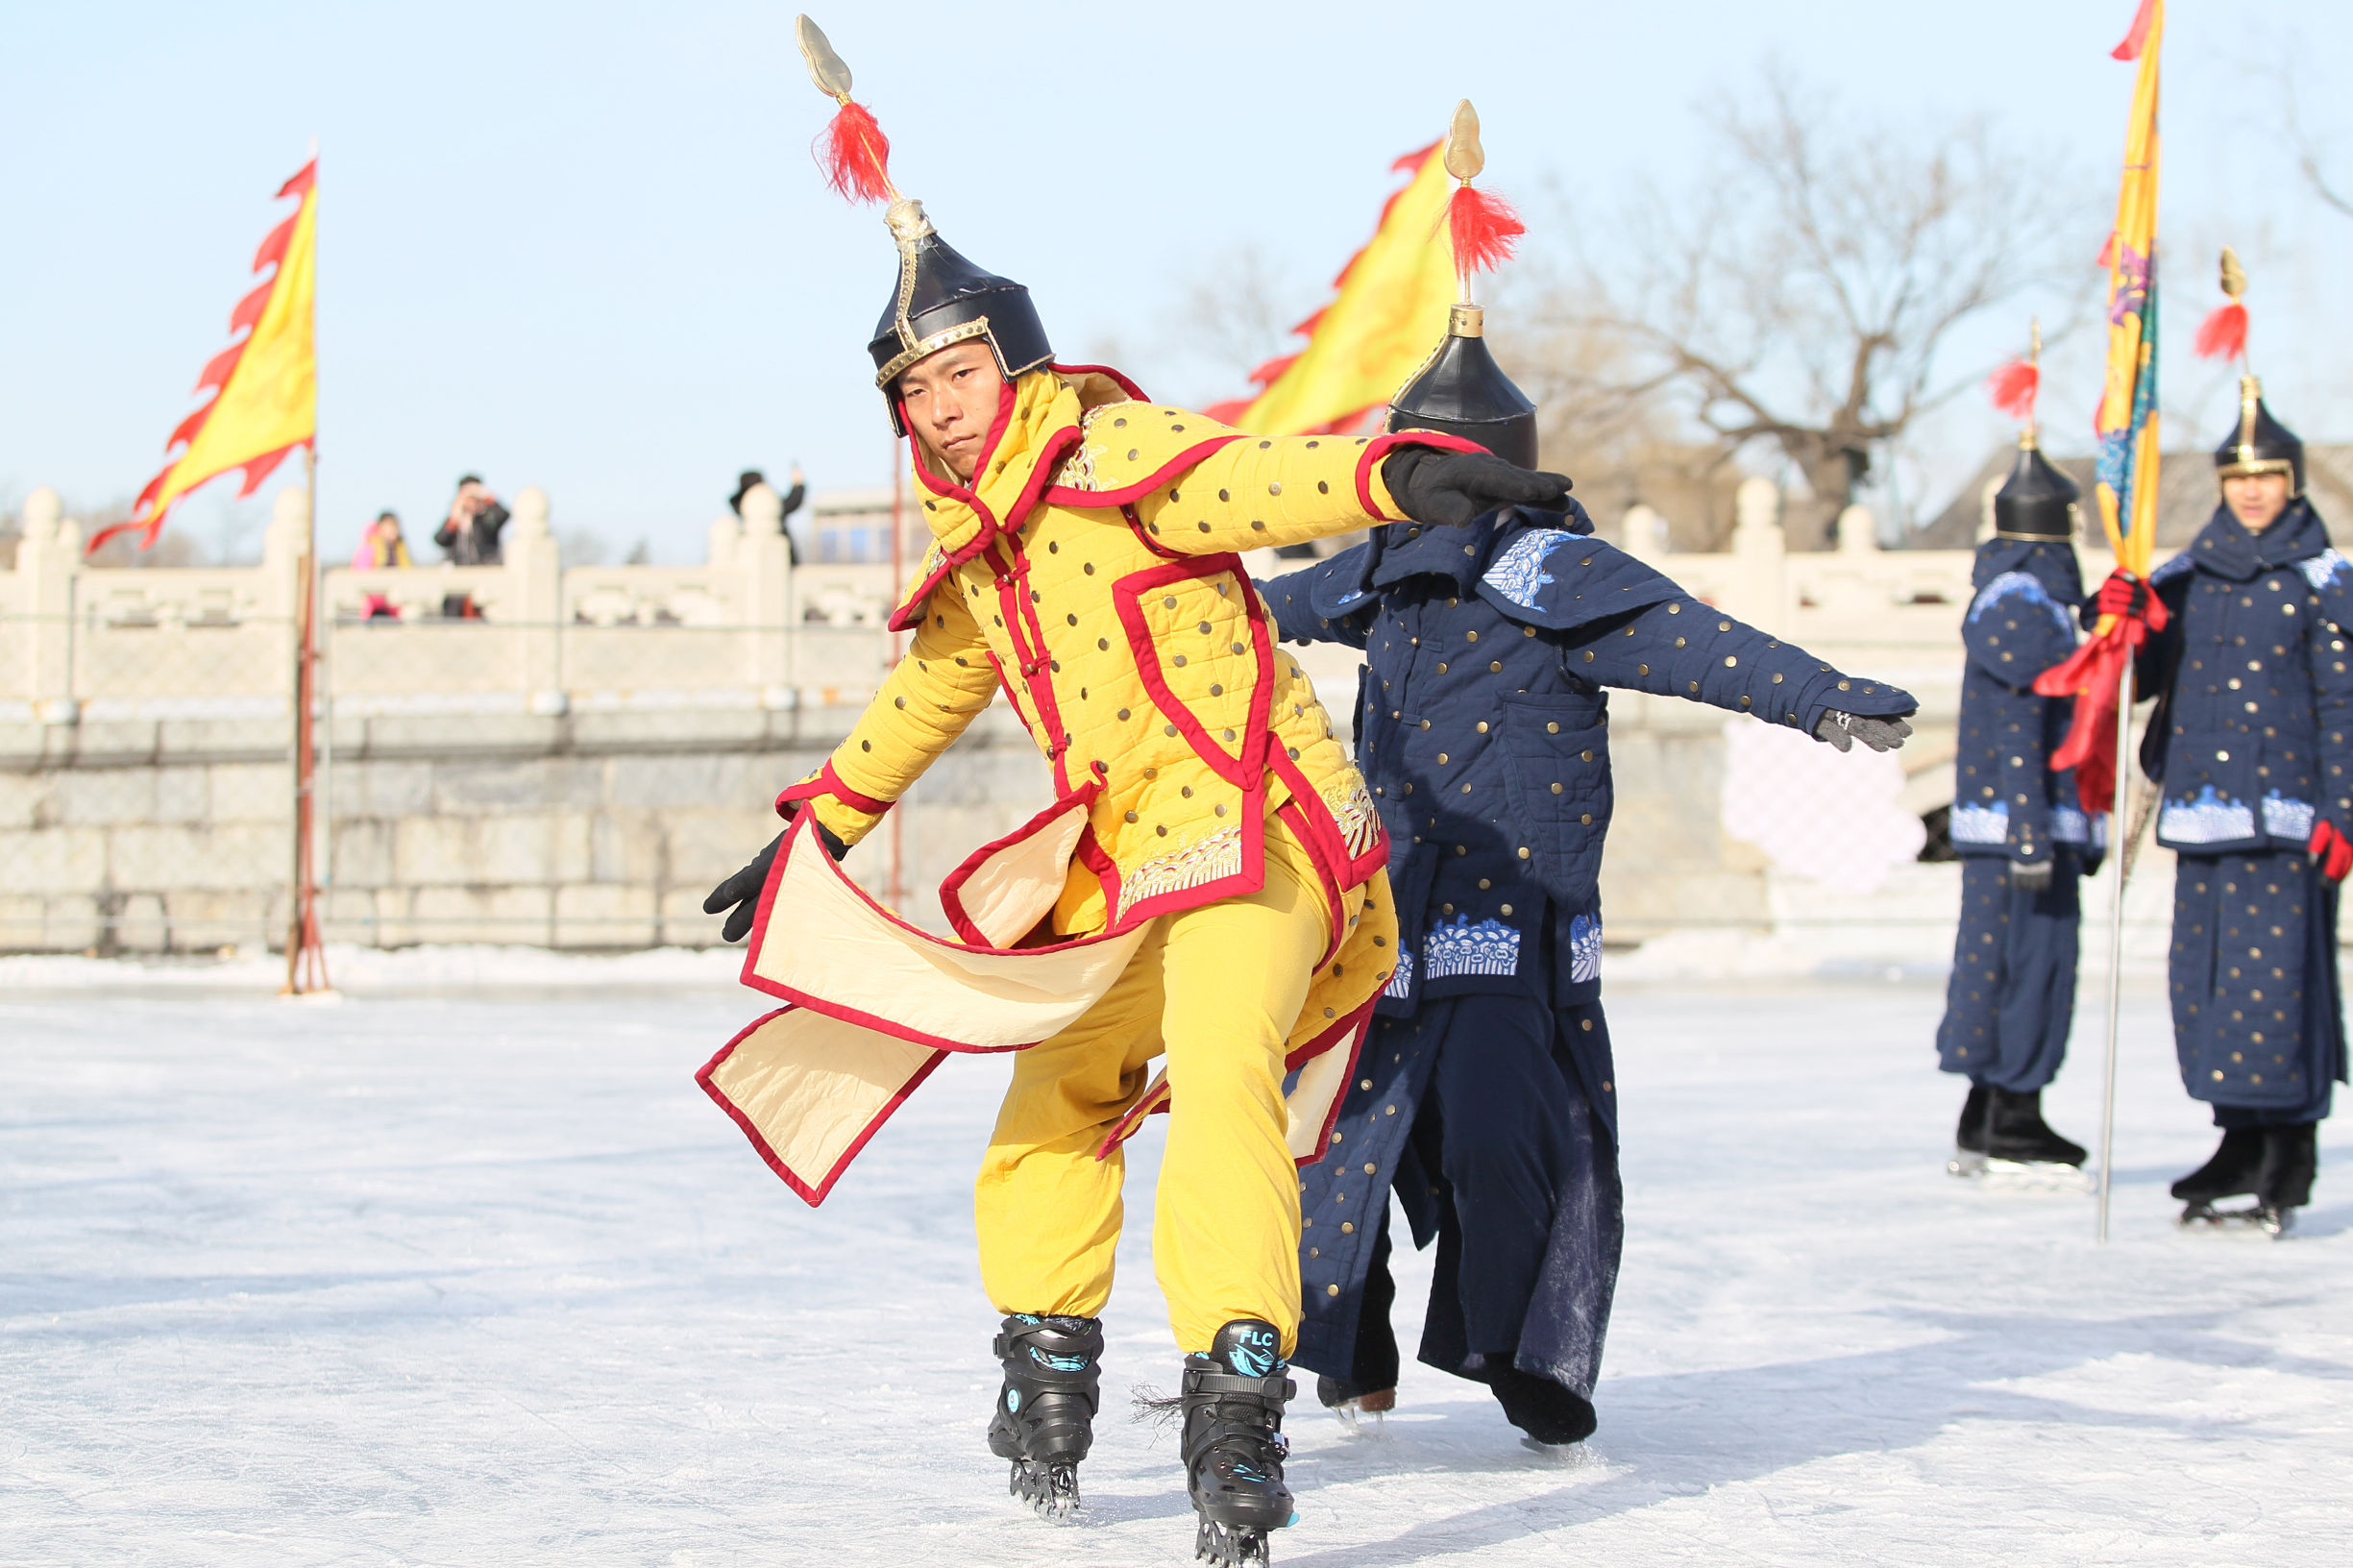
1536,70 -> 2096,544
2281,68 -> 2353,219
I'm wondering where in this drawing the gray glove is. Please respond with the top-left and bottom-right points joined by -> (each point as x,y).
2008,858 -> 2055,894
1813,709 -> 1914,753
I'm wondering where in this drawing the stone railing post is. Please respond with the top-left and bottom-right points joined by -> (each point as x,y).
1728,477 -> 1788,627
1620,502 -> 1669,565
261,485 -> 308,625
505,487 -> 565,715
15,488 -> 82,723
1836,502 -> 1879,555
1976,474 -> 2003,545
736,482 -> 795,703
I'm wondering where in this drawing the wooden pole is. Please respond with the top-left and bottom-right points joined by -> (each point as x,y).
282,443 -> 329,994
2096,656 -> 2134,1242
886,434 -> 907,912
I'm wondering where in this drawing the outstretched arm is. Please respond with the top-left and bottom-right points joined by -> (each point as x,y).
1563,596 -> 1916,738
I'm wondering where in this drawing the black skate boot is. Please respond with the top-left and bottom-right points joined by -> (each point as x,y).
1182,1319 -> 1295,1567
2173,1128 -> 2266,1228
1947,1081 -> 1992,1177
2253,1122 -> 2320,1236
987,1313 -> 1102,1520
1487,1363 -> 1598,1448
1982,1087 -> 2088,1168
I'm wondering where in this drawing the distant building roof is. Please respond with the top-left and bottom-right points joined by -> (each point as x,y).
1904,442 -> 2353,551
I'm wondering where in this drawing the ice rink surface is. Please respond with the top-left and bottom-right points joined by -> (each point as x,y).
4,960 -> 2349,1566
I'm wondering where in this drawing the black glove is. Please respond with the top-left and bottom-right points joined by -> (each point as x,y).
1813,709 -> 1914,753
1381,446 -> 1572,528
2008,858 -> 2055,894
704,833 -> 783,943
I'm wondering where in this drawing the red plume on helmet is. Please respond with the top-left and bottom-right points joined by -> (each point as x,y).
797,13 -> 895,207
817,99 -> 892,205
1436,102 -> 1524,288
2194,246 -> 2250,363
1985,318 -> 2043,428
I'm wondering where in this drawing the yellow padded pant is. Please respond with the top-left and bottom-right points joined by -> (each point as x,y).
974,821 -> 1335,1356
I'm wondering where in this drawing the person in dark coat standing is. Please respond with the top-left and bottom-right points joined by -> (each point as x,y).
1935,380 -> 2106,1175
2120,361 -> 2352,1234
1257,301 -> 1919,1445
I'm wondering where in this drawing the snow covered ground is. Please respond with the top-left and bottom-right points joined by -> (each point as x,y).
4,962 -> 2348,1566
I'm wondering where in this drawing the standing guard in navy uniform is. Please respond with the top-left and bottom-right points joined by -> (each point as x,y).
2118,281 -> 2352,1232
1256,293 -> 1919,1444
1935,339 -> 2105,1176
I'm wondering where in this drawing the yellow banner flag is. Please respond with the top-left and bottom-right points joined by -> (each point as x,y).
99,159 -> 318,551
1228,142 -> 1458,437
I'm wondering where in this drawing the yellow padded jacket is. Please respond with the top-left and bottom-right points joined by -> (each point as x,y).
783,365 -> 1473,955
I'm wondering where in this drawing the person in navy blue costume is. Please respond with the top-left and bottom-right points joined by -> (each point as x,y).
1935,434 -> 2107,1174
2120,376 -> 2353,1233
1256,303 -> 1919,1444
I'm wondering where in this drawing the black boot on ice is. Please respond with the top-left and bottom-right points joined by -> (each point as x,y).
1181,1319 -> 1295,1567
1982,1087 -> 2088,1167
2194,1123 -> 2321,1237
1947,1081 -> 1992,1176
2172,1127 -> 2266,1226
1487,1363 -> 1598,1447
987,1313 -> 1102,1520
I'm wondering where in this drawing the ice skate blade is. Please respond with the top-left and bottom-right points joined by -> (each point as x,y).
1195,1518 -> 1273,1568
1009,1458 -> 1080,1522
1973,1158 -> 2095,1193
2179,1200 -> 2293,1238
1946,1149 -> 1987,1178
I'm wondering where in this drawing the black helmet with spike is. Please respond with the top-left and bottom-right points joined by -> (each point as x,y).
2214,376 -> 2304,497
796,15 -> 1052,432
1994,442 -> 2080,540
1385,101 -> 1539,470
1386,306 -> 1539,469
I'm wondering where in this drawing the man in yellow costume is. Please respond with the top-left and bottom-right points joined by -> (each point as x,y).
699,19 -> 1572,1566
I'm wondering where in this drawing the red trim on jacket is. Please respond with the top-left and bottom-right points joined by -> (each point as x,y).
937,782 -> 1103,947
1353,430 -> 1486,523
1112,554 -> 1274,794
774,760 -> 892,819
696,1009 -> 949,1207
1041,435 -> 1242,511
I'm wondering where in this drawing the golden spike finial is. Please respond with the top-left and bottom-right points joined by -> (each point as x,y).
2219,245 -> 2247,303
796,14 -> 854,103
2029,315 -> 2041,369
1443,101 -> 1484,183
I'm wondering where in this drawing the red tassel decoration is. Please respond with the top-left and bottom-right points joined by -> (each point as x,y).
2194,302 -> 2248,363
1987,359 -> 2039,422
1447,184 -> 1525,279
815,99 -> 893,205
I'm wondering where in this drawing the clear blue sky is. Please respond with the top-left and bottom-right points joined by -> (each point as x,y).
5,1 -> 2349,561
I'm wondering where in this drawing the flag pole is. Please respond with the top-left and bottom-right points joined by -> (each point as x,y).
282,440 -> 329,995
2096,657 -> 2134,1242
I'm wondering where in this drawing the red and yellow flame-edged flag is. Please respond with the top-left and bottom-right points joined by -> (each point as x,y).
1207,140 -> 1459,437
94,159 -> 318,552
2031,0 -> 2164,816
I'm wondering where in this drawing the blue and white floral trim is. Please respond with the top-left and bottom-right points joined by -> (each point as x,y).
2298,549 -> 2351,592
2262,792 -> 2316,841
1422,916 -> 1522,980
1950,802 -> 2011,845
1482,528 -> 1576,610
1568,914 -> 1603,984
1384,947 -> 1414,1000
2160,785 -> 2256,845
2050,804 -> 2108,847
1968,571 -> 2074,638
